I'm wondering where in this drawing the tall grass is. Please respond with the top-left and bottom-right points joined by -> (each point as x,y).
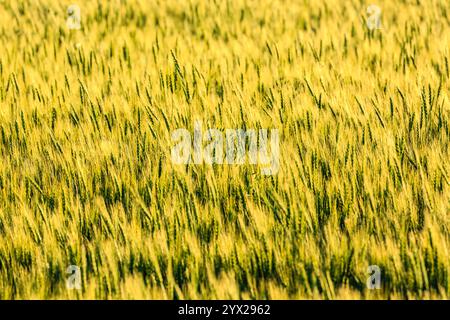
0,0 -> 449,299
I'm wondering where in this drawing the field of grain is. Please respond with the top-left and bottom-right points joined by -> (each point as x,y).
0,0 -> 449,299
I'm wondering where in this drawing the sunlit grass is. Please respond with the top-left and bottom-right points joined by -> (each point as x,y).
0,0 -> 449,299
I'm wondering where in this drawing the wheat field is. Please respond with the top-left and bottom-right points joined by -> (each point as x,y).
0,0 -> 449,299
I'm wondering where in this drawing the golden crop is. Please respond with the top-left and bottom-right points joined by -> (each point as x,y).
0,0 -> 449,299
